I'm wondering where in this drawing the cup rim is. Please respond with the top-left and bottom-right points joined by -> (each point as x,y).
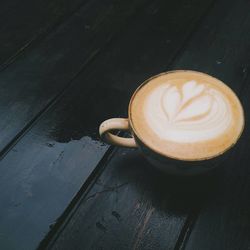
128,69 -> 245,162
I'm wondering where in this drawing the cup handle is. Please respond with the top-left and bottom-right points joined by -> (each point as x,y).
99,118 -> 137,148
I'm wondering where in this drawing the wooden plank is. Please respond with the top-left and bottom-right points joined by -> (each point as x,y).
46,0 -> 250,249
0,0 -> 148,156
168,0 -> 250,249
3,0 -> 217,249
0,0 -> 215,249
0,0 -> 84,67
47,148 -> 190,250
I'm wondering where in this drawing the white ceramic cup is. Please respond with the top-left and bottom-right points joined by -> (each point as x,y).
99,71 -> 244,175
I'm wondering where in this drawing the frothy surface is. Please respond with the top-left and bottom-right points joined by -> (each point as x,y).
145,80 -> 232,143
130,71 -> 244,160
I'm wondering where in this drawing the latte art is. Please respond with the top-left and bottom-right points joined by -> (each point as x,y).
130,71 -> 244,160
145,80 -> 232,143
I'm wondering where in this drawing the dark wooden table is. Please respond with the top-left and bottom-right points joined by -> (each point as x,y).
0,0 -> 249,249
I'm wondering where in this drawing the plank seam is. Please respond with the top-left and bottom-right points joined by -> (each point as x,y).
174,210 -> 200,250
171,0 -> 220,249
0,48 -> 100,161
1,0 -> 218,248
0,0 -> 92,72
37,146 -> 118,249
40,0 -> 219,247
0,0 -> 152,161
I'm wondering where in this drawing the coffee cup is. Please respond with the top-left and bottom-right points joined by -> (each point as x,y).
99,70 -> 244,175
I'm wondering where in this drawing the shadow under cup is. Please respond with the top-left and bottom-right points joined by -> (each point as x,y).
99,70 -> 245,175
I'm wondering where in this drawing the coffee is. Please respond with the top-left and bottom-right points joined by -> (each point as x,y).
130,70 -> 244,160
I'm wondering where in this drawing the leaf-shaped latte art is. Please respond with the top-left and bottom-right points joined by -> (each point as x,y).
145,80 -> 232,143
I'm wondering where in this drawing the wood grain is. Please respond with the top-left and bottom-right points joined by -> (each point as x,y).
48,148 -> 187,250
0,0 -> 84,67
0,0 -> 152,249
170,0 -> 250,248
47,0 -> 250,249
2,0 -> 249,249
0,0 -> 147,156
24,0 -> 217,249
0,0 -> 215,249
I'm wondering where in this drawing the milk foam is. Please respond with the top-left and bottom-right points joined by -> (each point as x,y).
145,80 -> 232,143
